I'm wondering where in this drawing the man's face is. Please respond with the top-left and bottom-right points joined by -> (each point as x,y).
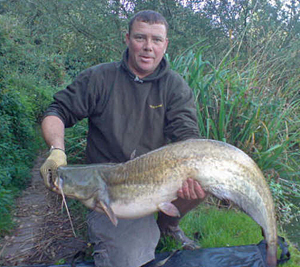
126,20 -> 169,78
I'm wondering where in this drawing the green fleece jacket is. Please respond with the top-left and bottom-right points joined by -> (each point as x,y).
44,49 -> 200,163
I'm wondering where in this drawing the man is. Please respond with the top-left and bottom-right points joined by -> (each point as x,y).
40,10 -> 206,267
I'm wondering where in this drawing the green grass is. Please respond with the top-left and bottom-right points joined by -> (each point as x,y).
156,204 -> 300,266
157,204 -> 261,252
183,206 -> 262,248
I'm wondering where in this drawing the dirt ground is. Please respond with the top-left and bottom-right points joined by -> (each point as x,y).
0,153 -> 89,266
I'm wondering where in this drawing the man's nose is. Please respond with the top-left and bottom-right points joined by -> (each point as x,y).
143,38 -> 153,51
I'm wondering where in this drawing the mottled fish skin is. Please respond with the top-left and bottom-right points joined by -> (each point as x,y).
57,139 -> 278,267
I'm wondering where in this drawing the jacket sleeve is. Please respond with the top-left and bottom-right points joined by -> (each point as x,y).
164,72 -> 200,142
43,67 -> 100,127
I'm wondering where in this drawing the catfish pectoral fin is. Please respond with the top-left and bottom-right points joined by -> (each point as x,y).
100,200 -> 118,226
158,202 -> 181,217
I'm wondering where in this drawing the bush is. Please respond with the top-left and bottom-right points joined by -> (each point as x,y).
0,14 -> 68,235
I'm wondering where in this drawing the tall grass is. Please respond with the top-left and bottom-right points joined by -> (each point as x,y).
169,46 -> 299,223
170,48 -> 299,173
65,120 -> 88,164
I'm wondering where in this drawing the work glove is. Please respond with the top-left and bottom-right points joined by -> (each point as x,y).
40,148 -> 67,191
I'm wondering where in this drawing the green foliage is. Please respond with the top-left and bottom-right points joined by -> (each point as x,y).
169,44 -> 299,226
269,178 -> 300,225
65,120 -> 88,164
0,188 -> 15,233
0,87 -> 35,187
171,47 -> 299,179
0,14 -> 69,235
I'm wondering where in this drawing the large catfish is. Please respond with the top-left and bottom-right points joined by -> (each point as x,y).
55,139 -> 278,267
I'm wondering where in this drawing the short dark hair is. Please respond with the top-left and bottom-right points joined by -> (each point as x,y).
128,10 -> 169,36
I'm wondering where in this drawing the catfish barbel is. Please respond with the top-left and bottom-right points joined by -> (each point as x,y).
55,139 -> 278,267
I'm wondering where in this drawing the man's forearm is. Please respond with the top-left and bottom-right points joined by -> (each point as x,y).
41,115 -> 65,150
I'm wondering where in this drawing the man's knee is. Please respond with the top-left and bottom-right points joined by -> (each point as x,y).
93,247 -> 113,267
87,211 -> 160,267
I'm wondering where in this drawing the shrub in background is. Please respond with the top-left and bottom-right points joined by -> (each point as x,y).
0,15 -> 70,235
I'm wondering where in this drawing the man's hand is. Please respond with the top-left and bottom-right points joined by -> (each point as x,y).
40,148 -> 67,191
177,178 -> 206,200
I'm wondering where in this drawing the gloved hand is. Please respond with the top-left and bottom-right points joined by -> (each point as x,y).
40,148 -> 67,191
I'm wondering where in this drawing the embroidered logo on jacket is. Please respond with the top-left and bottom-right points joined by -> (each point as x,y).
149,104 -> 163,109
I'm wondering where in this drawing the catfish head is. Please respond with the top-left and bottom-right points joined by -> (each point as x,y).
56,165 -> 118,226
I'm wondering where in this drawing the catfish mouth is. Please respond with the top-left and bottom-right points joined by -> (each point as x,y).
56,176 -> 100,201
54,176 -> 62,189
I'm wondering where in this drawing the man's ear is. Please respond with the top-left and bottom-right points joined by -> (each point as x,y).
125,33 -> 130,46
164,38 -> 169,53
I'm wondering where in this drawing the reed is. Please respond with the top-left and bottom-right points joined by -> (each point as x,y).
170,46 -> 299,177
